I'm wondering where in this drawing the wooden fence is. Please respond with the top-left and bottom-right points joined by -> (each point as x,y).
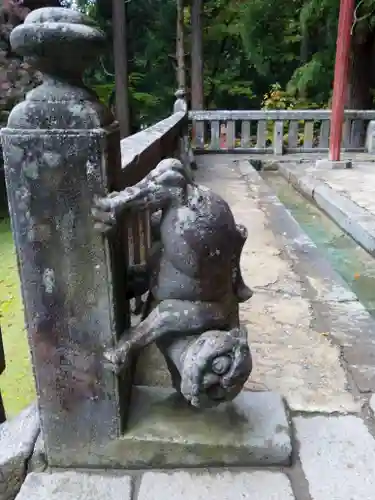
189,109 -> 375,154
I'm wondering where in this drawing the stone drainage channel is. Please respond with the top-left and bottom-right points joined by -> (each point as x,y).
261,170 -> 375,319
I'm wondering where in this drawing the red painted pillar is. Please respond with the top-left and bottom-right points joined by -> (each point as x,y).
329,0 -> 355,161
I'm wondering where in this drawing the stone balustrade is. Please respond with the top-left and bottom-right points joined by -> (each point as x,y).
189,109 -> 375,154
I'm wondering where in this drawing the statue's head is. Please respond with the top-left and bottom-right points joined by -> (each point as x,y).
119,158 -> 193,211
180,327 -> 252,409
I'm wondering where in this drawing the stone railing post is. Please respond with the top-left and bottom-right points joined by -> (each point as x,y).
174,88 -> 196,170
1,7 -> 130,467
366,120 -> 375,153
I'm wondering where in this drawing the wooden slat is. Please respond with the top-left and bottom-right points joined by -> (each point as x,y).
256,120 -> 267,149
143,210 -> 152,255
226,120 -> 235,149
303,121 -> 314,149
288,121 -> 299,148
318,120 -> 330,148
273,120 -> 284,155
241,121 -> 251,147
210,120 -> 220,149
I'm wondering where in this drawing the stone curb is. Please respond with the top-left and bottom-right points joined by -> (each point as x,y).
237,159 -> 375,395
0,404 -> 42,500
278,162 -> 375,257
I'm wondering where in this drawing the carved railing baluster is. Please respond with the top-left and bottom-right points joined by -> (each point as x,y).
288,120 -> 299,149
256,120 -> 267,149
226,120 -> 235,149
210,120 -> 220,149
241,121 -> 251,148
342,119 -> 351,149
318,120 -> 330,148
303,121 -> 314,149
194,120 -> 205,149
273,121 -> 284,155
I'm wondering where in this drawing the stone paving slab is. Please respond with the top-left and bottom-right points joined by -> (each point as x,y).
138,471 -> 295,500
196,156 -> 357,413
295,415 -> 375,500
14,471 -> 132,500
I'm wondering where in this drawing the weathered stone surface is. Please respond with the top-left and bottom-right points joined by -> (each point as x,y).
14,471 -> 132,500
104,386 -> 292,468
28,432 -> 47,473
295,415 -> 375,500
138,471 -> 295,500
199,156 -> 356,413
370,394 -> 375,415
315,159 -> 352,169
0,404 -> 39,500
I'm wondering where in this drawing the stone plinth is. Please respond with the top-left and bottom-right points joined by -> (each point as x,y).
101,387 -> 292,468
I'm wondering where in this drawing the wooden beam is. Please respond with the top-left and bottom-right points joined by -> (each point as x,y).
112,0 -> 130,138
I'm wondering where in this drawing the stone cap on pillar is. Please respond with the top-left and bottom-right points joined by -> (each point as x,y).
174,88 -> 187,113
6,7 -> 113,130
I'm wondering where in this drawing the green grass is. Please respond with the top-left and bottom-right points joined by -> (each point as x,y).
0,216 -> 35,418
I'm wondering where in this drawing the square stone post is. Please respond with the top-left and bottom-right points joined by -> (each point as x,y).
174,88 -> 196,170
1,8 -> 131,467
366,120 -> 375,153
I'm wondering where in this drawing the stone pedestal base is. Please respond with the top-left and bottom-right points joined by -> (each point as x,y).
104,386 -> 292,468
316,159 -> 353,169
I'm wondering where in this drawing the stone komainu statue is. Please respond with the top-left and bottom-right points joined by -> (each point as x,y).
93,158 -> 253,409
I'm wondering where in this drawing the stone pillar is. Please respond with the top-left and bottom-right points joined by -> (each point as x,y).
174,88 -> 196,170
1,7 -> 131,467
366,120 -> 375,153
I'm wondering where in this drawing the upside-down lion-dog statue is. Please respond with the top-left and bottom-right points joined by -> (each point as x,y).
92,158 -> 253,409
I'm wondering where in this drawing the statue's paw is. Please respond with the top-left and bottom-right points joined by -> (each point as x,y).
91,206 -> 117,235
92,192 -> 123,234
103,342 -> 131,375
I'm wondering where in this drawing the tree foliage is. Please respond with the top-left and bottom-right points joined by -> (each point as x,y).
5,0 -> 375,129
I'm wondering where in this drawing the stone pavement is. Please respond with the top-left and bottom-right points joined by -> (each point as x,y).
9,155 -> 375,500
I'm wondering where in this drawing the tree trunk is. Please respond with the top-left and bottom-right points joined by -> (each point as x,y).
191,0 -> 204,110
112,0 -> 130,138
176,0 -> 186,90
347,31 -> 375,146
